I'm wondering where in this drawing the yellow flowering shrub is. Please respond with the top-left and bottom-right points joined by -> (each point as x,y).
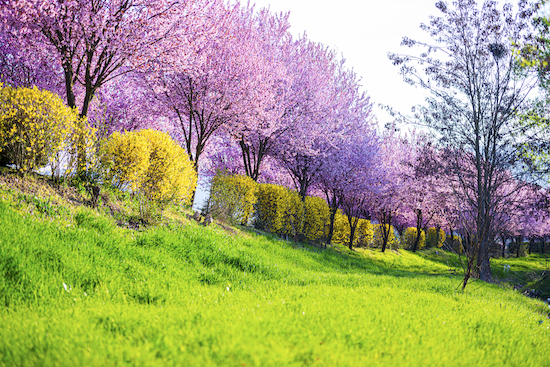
400,227 -> 426,250
254,184 -> 304,239
100,129 -> 196,211
355,219 -> 374,247
208,172 -> 257,225
302,196 -> 329,242
278,189 -> 304,239
254,183 -> 286,233
100,131 -> 151,192
0,84 -> 79,173
330,213 -> 374,248
426,227 -> 446,248
331,210 -> 350,246
372,224 -> 399,250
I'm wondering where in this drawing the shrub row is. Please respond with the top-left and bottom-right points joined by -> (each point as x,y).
0,85 -> 198,220
209,173 -> 403,249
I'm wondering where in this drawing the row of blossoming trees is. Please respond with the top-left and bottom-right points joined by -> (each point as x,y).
1,0 -> 550,287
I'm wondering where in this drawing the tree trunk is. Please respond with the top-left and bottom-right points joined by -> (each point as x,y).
380,210 -> 392,253
412,209 -> 422,252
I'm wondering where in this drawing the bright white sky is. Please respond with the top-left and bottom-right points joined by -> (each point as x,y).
250,0 -> 440,128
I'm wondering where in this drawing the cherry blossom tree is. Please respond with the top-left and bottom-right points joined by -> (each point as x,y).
273,39 -> 374,199
369,129 -> 409,253
1,0 -> 220,175
148,2 -> 283,176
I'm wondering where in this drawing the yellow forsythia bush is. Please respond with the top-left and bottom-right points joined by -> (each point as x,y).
331,210 -> 351,246
372,224 -> 399,250
254,184 -> 304,239
208,172 -> 257,225
100,129 -> 196,206
331,213 -> 374,248
0,84 -> 80,172
254,183 -> 286,233
278,189 -> 304,239
426,227 -> 446,248
302,196 -> 329,242
400,227 -> 426,250
355,219 -> 374,247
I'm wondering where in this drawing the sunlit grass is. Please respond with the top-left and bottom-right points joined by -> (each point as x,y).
1,178 -> 550,366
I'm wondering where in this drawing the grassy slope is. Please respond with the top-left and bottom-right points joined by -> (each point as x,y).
1,176 -> 550,366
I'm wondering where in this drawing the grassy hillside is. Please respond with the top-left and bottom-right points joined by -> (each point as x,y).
1,173 -> 549,366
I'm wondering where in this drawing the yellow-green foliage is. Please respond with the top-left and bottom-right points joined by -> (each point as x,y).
302,196 -> 329,242
0,85 -> 80,172
331,213 -> 373,248
208,172 -> 257,225
254,184 -> 286,233
279,189 -> 304,239
303,196 -> 328,241
426,227 -> 446,248
331,209 -> 350,246
373,224 -> 399,250
401,227 -> 426,250
100,130 -> 150,192
254,184 -> 303,238
355,219 -> 374,247
100,129 -> 196,206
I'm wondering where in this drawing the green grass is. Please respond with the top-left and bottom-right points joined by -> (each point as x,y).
1,177 -> 550,366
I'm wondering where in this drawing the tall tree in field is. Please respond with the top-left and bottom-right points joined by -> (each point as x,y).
389,0 -> 538,284
370,129 -> 408,253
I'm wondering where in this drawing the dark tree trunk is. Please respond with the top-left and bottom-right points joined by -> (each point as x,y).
412,208 -> 422,252
347,215 -> 360,250
380,210 -> 393,253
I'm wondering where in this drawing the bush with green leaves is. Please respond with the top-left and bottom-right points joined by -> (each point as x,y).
208,172 -> 257,225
